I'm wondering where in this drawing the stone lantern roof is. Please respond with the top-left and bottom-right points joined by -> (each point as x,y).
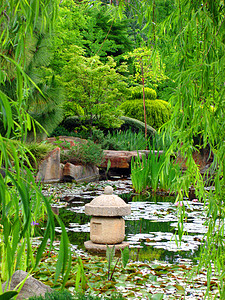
85,186 -> 131,217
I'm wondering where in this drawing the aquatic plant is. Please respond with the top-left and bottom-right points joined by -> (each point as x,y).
106,245 -> 129,281
131,153 -> 151,193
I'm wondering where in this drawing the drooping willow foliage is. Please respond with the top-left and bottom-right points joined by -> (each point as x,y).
121,0 -> 225,297
163,3 -> 225,296
127,0 -> 225,297
0,0 -> 70,290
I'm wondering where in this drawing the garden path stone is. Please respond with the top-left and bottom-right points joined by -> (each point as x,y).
1,270 -> 52,299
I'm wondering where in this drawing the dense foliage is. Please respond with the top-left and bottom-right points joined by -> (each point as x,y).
0,0 -> 224,298
0,0 -> 71,290
120,100 -> 171,129
61,51 -> 127,128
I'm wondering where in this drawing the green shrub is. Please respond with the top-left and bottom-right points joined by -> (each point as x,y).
63,101 -> 84,118
119,99 -> 171,129
62,116 -> 84,132
129,86 -> 157,100
28,291 -> 125,300
74,293 -> 125,299
60,140 -> 103,166
28,290 -> 73,299
50,126 -> 78,137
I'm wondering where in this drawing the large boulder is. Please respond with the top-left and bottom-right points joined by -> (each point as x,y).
100,151 -> 132,169
62,162 -> 99,182
100,150 -> 163,169
1,270 -> 52,299
36,147 -> 61,183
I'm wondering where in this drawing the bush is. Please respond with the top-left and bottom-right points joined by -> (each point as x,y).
129,86 -> 157,100
50,126 -> 78,137
28,290 -> 73,299
63,101 -> 84,118
119,99 -> 171,129
28,291 -> 125,300
60,140 -> 104,166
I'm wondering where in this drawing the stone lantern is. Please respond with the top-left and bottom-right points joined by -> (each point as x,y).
84,186 -> 131,253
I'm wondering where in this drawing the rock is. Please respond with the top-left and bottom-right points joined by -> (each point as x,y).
100,150 -> 163,169
36,147 -> 61,183
62,162 -> 99,182
1,270 -> 52,299
176,148 -> 214,175
84,240 -> 129,254
100,150 -> 132,168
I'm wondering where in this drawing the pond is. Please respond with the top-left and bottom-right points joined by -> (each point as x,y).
42,178 -> 206,264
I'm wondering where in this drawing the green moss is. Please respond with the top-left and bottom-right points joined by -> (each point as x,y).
119,99 -> 171,129
119,116 -> 156,135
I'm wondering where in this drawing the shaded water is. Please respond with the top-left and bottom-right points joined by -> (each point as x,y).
43,179 -> 205,264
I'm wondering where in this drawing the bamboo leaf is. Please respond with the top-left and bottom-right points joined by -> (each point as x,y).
121,246 -> 129,268
0,291 -> 18,300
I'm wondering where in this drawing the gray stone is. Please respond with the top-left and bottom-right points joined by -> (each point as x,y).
36,147 -> 61,183
84,241 -> 129,253
62,162 -> 99,183
1,270 -> 52,300
90,217 -> 125,244
85,187 -> 131,216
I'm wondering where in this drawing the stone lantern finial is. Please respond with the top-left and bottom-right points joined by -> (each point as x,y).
104,186 -> 113,195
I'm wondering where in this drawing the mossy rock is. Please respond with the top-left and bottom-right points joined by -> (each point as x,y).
119,99 -> 171,129
119,116 -> 156,135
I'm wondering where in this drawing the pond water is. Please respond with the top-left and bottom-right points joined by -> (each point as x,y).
42,178 -> 206,264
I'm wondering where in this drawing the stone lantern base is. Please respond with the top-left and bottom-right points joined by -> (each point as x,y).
84,241 -> 129,254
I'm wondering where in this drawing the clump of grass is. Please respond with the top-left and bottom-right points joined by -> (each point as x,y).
25,142 -> 55,169
102,129 -> 148,151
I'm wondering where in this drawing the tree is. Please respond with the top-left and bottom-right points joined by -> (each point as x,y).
82,3 -> 134,62
50,0 -> 87,74
124,46 -> 167,139
61,47 -> 128,128
0,0 -> 70,289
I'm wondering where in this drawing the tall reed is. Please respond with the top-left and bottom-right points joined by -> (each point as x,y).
131,146 -> 180,193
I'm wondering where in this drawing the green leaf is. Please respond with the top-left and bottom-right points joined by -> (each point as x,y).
121,246 -> 129,268
0,291 -> 18,300
150,293 -> 164,300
